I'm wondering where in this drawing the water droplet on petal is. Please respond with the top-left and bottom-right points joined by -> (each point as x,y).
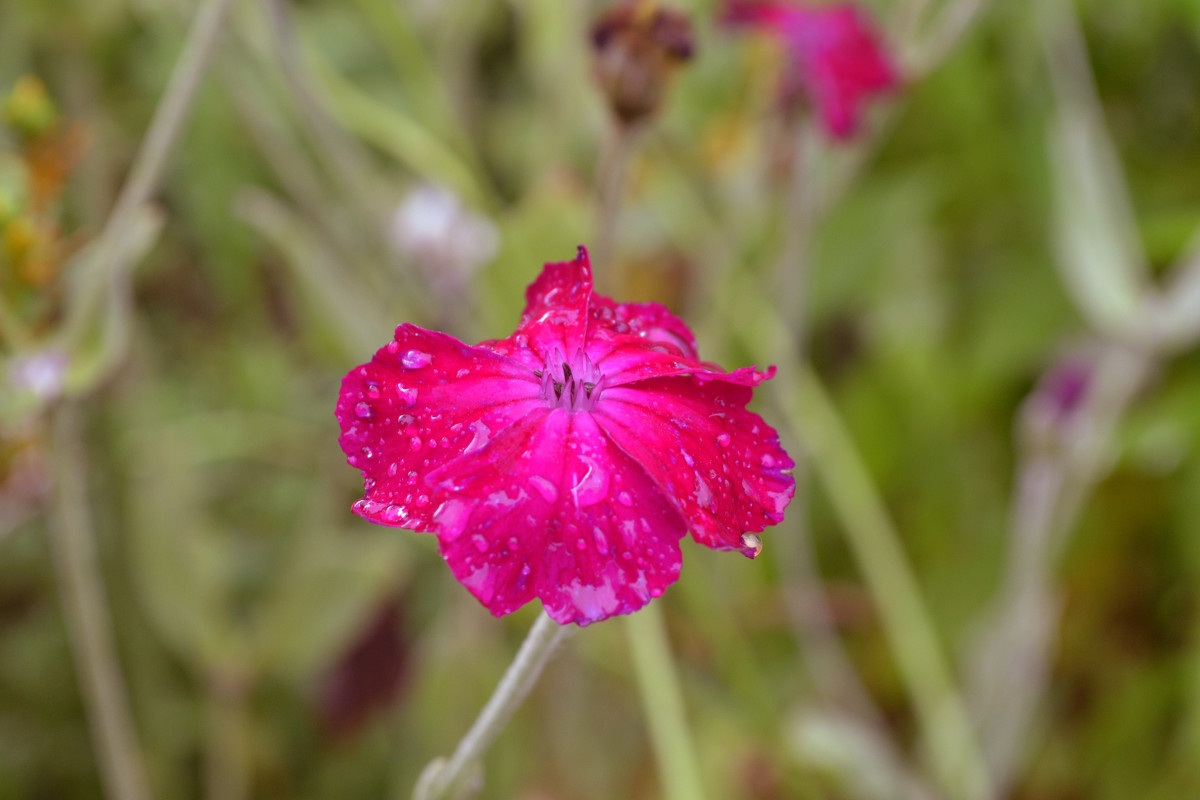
387,462 -> 398,477
717,433 -> 731,447
472,535 -> 489,553
617,491 -> 633,507
382,505 -> 407,523
571,456 -> 609,507
575,538 -> 587,552
402,350 -> 432,369
434,499 -> 472,539
593,528 -> 610,556
396,385 -> 418,407
508,537 -> 519,550
529,475 -> 559,503
761,453 -> 776,468
463,420 -> 491,454
741,532 -> 763,557
410,436 -> 423,452
354,401 -> 373,419
386,340 -> 401,355
366,382 -> 381,399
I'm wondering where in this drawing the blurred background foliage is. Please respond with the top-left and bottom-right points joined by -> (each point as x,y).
2,0 -> 1200,798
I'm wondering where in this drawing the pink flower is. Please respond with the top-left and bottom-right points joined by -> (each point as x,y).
723,1 -> 898,139
337,247 -> 794,625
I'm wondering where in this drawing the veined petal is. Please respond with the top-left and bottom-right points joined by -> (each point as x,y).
590,329 -> 776,388
589,297 -> 700,359
337,324 -> 541,530
509,245 -> 595,360
593,377 -> 794,555
429,409 -> 687,625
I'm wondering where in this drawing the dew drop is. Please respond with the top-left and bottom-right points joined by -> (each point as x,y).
741,532 -> 763,557
386,340 -> 401,355
508,537 -> 519,550
472,535 -> 489,553
717,433 -> 731,447
682,451 -> 695,467
617,491 -> 633,507
761,453 -> 776,468
529,475 -> 559,503
593,528 -> 610,556
402,350 -> 432,369
415,495 -> 429,508
410,436 -> 423,452
387,462 -> 398,477
366,382 -> 381,399
354,401 -> 373,419
396,385 -> 418,407
575,538 -> 587,552
571,456 -> 609,507
463,421 -> 492,454
382,505 -> 407,523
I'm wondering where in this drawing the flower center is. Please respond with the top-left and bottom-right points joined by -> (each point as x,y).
538,350 -> 606,412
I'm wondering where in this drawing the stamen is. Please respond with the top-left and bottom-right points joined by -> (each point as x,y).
539,350 -> 606,412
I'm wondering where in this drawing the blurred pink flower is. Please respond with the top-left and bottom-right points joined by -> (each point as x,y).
723,0 -> 898,139
337,247 -> 793,625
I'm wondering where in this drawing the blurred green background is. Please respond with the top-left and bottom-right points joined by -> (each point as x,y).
3,0 -> 1200,798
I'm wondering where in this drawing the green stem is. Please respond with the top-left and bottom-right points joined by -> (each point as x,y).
60,0 -> 232,349
205,670 -> 251,800
782,364 -> 992,800
48,404 -> 152,800
592,122 -> 636,291
625,604 -> 707,800
413,612 -> 571,800
771,118 -> 882,719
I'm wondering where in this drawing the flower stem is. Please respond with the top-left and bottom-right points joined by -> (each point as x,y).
412,612 -> 571,800
625,604 -> 708,800
48,403 -> 152,800
782,364 -> 992,800
592,121 -> 636,291
60,0 -> 232,349
771,118 -> 883,720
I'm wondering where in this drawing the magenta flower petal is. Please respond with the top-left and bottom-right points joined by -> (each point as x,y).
590,296 -> 700,359
594,378 -> 794,555
337,246 -> 794,624
509,247 -> 595,360
337,324 -> 542,529
723,1 -> 898,140
429,410 -> 687,625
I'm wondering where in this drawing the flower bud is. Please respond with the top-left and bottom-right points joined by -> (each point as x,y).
591,0 -> 695,126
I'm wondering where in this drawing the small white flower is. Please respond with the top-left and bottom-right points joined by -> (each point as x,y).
8,349 -> 68,402
387,185 -> 499,294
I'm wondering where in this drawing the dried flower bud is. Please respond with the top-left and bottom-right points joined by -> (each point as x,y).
2,76 -> 59,142
591,0 -> 695,126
